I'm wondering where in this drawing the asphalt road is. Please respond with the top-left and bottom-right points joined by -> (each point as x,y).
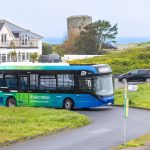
1,107 -> 150,150
114,78 -> 144,89
114,78 -> 124,89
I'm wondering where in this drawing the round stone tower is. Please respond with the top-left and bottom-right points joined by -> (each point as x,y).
67,15 -> 92,39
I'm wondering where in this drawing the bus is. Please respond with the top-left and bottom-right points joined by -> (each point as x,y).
0,62 -> 114,110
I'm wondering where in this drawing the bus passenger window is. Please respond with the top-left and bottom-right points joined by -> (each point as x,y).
5,75 -> 17,90
57,74 -> 74,90
30,74 -> 38,90
20,77 -> 28,90
39,75 -> 56,90
0,74 -> 3,87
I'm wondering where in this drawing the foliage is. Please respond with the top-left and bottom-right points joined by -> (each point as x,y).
69,46 -> 150,74
9,51 -> 17,62
42,42 -> 53,55
76,20 -> 118,54
30,52 -> 38,62
115,83 -> 150,109
61,33 -> 79,54
75,29 -> 98,54
9,41 -> 16,48
0,107 -> 90,144
52,45 -> 64,56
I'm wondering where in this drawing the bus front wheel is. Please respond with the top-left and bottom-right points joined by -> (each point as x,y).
63,98 -> 74,110
6,97 -> 16,107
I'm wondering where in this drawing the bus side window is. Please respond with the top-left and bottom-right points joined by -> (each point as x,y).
57,74 -> 74,90
39,75 -> 56,90
5,74 -> 18,90
79,77 -> 92,92
0,74 -> 3,87
20,77 -> 28,90
30,74 -> 39,90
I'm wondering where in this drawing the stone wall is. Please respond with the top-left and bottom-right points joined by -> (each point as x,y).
67,15 -> 92,39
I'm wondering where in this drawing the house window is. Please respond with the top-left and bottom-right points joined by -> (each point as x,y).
2,54 -> 6,62
21,34 -> 29,46
1,34 -> 7,45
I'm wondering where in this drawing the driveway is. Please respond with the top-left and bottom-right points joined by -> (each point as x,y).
1,107 -> 150,150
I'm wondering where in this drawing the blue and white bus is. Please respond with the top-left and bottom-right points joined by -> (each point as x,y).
0,63 -> 114,110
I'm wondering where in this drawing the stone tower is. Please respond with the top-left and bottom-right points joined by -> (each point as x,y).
67,15 -> 92,39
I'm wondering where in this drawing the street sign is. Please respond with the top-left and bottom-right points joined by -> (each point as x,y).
128,84 -> 138,92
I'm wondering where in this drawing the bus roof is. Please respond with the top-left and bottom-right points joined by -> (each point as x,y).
0,62 -> 70,66
0,63 -> 111,74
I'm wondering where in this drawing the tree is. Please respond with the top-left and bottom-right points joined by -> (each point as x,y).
96,20 -> 117,53
42,43 -> 53,55
77,20 -> 118,54
61,32 -> 79,54
30,52 -> 38,62
9,51 -> 17,62
76,29 -> 97,54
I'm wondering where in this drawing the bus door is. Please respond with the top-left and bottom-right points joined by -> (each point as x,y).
19,75 -> 29,106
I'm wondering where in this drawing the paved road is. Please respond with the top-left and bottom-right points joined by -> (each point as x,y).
1,107 -> 150,150
114,78 -> 144,89
114,78 -> 124,89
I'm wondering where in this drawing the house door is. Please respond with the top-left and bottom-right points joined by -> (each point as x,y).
19,75 -> 29,106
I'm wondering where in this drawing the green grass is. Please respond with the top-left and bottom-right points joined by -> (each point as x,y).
69,45 -> 150,74
115,83 -> 150,109
0,107 -> 90,144
118,134 -> 150,149
115,83 -> 150,149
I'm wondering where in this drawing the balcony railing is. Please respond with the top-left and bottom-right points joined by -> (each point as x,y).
0,40 -> 39,48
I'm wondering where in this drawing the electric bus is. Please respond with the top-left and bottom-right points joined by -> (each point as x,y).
0,63 -> 114,110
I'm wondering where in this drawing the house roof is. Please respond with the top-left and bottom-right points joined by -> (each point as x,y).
0,20 -> 43,39
0,22 -> 5,31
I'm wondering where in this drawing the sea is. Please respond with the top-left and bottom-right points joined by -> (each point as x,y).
42,37 -> 150,45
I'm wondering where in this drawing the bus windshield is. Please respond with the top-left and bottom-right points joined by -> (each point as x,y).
94,74 -> 113,96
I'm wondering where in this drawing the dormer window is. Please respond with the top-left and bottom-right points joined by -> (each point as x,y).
20,33 -> 30,46
13,33 -> 19,38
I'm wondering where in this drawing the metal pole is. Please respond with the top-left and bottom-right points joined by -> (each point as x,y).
124,81 -> 127,146
124,117 -> 126,146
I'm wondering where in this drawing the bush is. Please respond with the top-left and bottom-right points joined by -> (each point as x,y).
69,45 -> 150,74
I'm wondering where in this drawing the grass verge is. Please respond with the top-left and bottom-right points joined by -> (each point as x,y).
118,134 -> 150,149
115,83 -> 150,109
0,107 -> 90,145
115,83 -> 150,149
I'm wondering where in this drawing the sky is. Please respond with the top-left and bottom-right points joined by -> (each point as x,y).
0,0 -> 150,38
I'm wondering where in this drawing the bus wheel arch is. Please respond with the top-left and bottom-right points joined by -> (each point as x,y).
6,97 -> 17,107
63,98 -> 74,110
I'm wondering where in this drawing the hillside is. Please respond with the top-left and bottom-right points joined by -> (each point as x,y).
69,45 -> 150,74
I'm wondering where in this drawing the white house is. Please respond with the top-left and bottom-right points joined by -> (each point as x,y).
0,20 -> 43,63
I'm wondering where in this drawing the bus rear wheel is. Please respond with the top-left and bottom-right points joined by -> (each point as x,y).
6,97 -> 16,107
63,98 -> 74,110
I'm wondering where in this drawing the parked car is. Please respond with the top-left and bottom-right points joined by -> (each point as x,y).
118,69 -> 150,83
38,53 -> 62,63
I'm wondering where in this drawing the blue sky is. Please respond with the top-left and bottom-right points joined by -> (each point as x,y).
0,0 -> 150,38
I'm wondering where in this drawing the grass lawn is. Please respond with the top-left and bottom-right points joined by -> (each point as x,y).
115,83 -> 150,109
0,107 -> 90,144
115,83 -> 150,149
